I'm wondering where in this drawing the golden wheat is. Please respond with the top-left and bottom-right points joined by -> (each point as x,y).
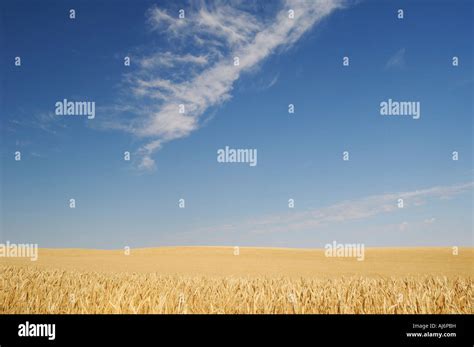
1,265 -> 472,314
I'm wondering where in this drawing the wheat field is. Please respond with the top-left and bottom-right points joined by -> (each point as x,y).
1,247 -> 473,314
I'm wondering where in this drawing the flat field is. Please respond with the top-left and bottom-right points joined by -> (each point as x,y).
1,247 -> 472,314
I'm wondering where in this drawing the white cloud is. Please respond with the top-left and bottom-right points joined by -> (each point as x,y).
139,52 -> 208,69
386,48 -> 406,69
113,0 -> 346,170
266,74 -> 279,89
195,182 -> 473,235
10,111 -> 68,135
146,8 -> 187,34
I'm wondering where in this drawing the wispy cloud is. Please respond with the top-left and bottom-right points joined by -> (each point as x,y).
192,182 -> 473,235
108,0 -> 346,170
266,74 -> 280,89
9,111 -> 68,135
139,52 -> 209,69
256,73 -> 280,91
385,48 -> 406,69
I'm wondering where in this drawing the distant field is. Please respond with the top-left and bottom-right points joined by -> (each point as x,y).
1,247 -> 472,314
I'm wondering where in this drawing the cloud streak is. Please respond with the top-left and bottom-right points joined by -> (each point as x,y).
112,0 -> 346,170
386,48 -> 406,69
193,182 -> 473,235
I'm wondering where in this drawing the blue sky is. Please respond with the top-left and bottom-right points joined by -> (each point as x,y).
0,0 -> 472,248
